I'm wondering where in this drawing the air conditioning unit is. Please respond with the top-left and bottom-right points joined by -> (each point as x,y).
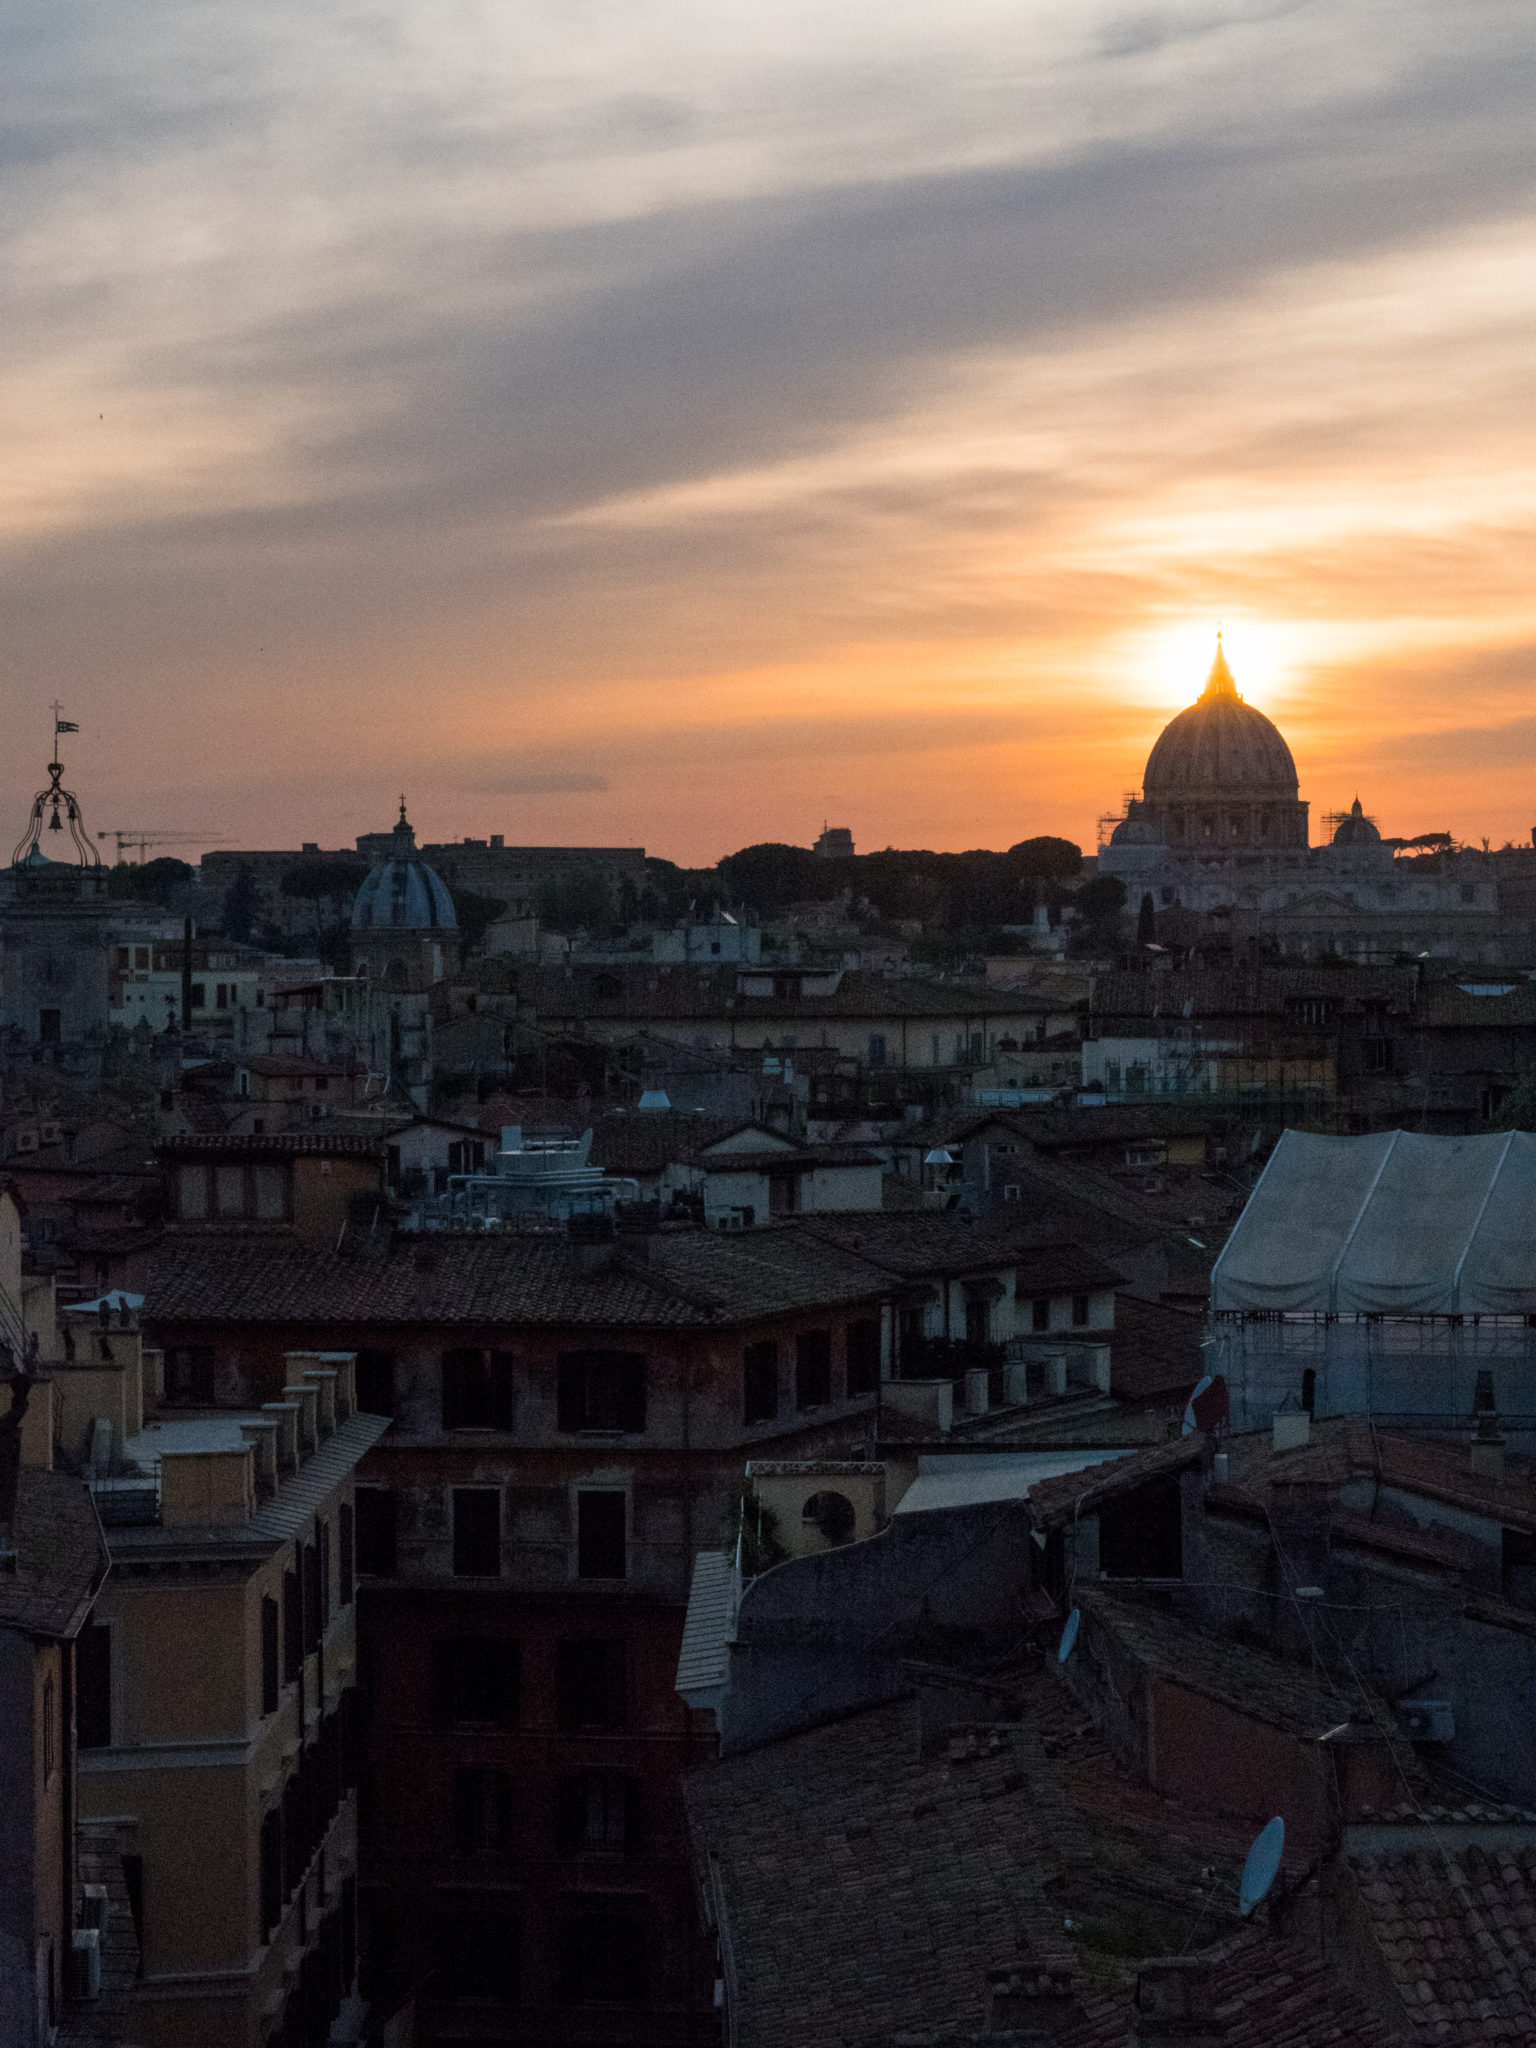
68,1927 -> 101,2002
1399,1698 -> 1455,1743
41,1122 -> 62,1144
15,1130 -> 38,1153
1002,1184 -> 1021,1201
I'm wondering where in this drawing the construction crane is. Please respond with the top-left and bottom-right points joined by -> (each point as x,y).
96,829 -> 237,864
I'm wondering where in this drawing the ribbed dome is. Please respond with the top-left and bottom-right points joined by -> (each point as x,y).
350,806 -> 457,931
1142,641 -> 1298,799
1332,797 -> 1381,846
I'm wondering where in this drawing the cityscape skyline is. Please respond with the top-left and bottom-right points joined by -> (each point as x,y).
4,2 -> 1536,863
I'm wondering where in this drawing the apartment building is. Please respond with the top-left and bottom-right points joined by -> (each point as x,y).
69,1328 -> 387,2048
141,1222 -> 917,2046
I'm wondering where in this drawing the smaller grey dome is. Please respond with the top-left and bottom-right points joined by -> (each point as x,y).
350,806 -> 457,931
1331,797 -> 1381,847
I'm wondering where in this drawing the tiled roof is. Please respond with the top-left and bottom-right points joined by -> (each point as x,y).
635,1226 -> 891,1319
1026,1437 -> 1206,1528
159,1131 -> 386,1159
684,1698 -> 1074,2048
0,1467 -> 107,1638
1057,1923 -> 1402,2048
796,1211 -> 1114,1279
1078,1590 -> 1397,1741
1348,1837 -> 1536,2040
587,1114 -> 747,1175
520,964 -> 1061,1022
1106,1294 -> 1206,1402
144,1233 -> 708,1329
1222,1420 -> 1536,1539
1090,966 -> 1416,1021
958,1105 -> 1218,1149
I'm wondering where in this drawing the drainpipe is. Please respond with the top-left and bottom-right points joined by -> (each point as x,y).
180,917 -> 193,1031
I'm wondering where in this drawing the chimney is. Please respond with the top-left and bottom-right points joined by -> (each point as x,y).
986,1956 -> 1075,2038
1130,1957 -> 1222,2046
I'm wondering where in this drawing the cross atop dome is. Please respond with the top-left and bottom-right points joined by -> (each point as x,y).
1200,633 -> 1239,703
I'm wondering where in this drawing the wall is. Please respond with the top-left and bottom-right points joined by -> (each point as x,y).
720,1501 -> 1034,1753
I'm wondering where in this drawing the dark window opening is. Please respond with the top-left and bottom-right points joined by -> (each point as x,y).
303,1542 -> 322,1652
795,1329 -> 832,1409
555,1639 -> 627,1731
355,1349 -> 396,1417
39,1008 -> 61,1043
1031,1298 -> 1050,1333
432,1638 -> 520,1729
768,1172 -> 797,1217
965,1296 -> 991,1347
1098,1476 -> 1183,1579
559,1771 -> 638,1855
338,1503 -> 354,1607
453,1489 -> 503,1577
282,1568 -> 303,1681
560,1909 -> 646,2005
576,1490 -> 627,1580
441,1349 -> 515,1431
1301,1368 -> 1317,1416
77,1622 -> 111,1749
451,1767 -> 514,1859
1502,1527 -> 1536,1608
845,1318 -> 880,1397
802,1490 -> 856,1545
259,1808 -> 283,1942
164,1345 -> 215,1406
1071,1293 -> 1091,1327
261,1596 -> 280,1715
436,1906 -> 520,2004
743,1339 -> 779,1424
354,1488 -> 397,1577
557,1351 -> 646,1433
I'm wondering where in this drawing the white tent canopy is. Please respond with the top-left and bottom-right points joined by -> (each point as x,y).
1212,1129 -> 1536,1316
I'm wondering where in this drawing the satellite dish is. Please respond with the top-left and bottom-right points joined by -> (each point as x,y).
1182,1375 -> 1213,1436
1239,1817 -> 1285,1915
1057,1608 -> 1080,1663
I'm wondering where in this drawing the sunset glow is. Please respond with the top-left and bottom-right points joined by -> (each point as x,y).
4,2 -> 1536,862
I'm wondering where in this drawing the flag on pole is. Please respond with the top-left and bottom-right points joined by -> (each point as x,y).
55,719 -> 79,733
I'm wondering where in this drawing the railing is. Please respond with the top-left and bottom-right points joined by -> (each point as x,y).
87,1469 -> 161,1527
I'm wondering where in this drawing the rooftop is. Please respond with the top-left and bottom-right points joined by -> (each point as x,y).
0,1465 -> 108,1638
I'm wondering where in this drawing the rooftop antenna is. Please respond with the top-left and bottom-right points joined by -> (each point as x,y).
1182,1374 -> 1214,1436
1238,1816 -> 1285,1916
1057,1608 -> 1081,1663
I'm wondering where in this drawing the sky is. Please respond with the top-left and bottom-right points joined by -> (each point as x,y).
4,0 -> 1536,866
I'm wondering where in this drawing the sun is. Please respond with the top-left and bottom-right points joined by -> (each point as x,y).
1124,618 -> 1304,715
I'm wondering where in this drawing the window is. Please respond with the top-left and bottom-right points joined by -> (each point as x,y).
259,1808 -> 283,1941
767,1171 -> 797,1217
555,1640 -> 627,1731
42,1676 -> 56,1784
355,1349 -> 396,1417
845,1319 -> 880,1397
216,983 -> 229,1009
559,1771 -> 637,1854
174,1161 -> 288,1223
576,1491 -> 627,1580
39,1009 -> 61,1044
435,1905 -> 520,2004
453,1489 -> 503,1577
283,1568 -> 303,1681
451,1767 -> 514,1859
77,1623 -> 112,1748
303,1542 -> 323,1651
433,1639 -> 519,1729
164,1345 -> 215,1405
354,1489 -> 397,1577
338,1504 -> 354,1607
1365,1037 -> 1392,1073
556,1352 -> 646,1433
742,1340 -> 778,1424
1098,1476 -> 1183,1579
262,1596 -> 280,1714
189,982 -> 206,1008
795,1329 -> 832,1409
964,1296 -> 992,1347
559,1908 -> 646,2005
1502,1528 -> 1536,1607
867,1033 -> 887,1068
1071,1293 -> 1090,1327
802,1490 -> 856,1545
441,1349 -> 515,1431
1031,1298 -> 1050,1333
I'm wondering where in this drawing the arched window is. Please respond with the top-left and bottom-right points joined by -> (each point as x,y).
802,1491 -> 855,1546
